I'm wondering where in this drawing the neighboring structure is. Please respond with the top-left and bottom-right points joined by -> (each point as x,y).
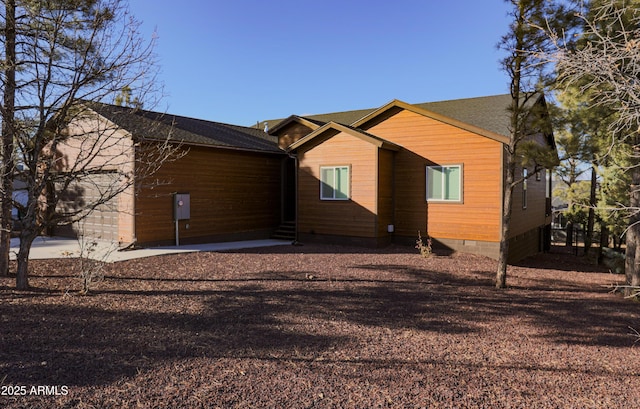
11,176 -> 28,229
269,94 -> 555,262
55,103 -> 285,246
55,94 -> 554,262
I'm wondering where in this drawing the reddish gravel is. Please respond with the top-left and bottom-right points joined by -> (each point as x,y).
1,244 -> 639,408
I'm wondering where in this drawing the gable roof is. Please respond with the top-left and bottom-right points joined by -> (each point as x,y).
288,121 -> 401,151
352,98 -> 511,144
87,102 -> 282,154
413,94 -> 513,138
267,94 -> 516,141
268,115 -> 323,135
290,108 -> 376,128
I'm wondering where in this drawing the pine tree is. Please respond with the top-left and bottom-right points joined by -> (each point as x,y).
547,0 -> 640,294
495,0 -> 578,288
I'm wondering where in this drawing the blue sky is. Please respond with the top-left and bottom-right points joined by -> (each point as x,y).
128,0 -> 513,126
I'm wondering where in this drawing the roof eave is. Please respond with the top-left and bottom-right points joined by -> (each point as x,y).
137,135 -> 285,155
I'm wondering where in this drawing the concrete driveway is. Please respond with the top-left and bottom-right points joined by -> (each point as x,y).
9,236 -> 291,262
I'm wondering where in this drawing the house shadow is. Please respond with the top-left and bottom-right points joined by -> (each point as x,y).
0,294 -> 347,388
514,245 -> 612,273
0,272 -> 490,388
1,250 -> 636,391
52,182 -> 88,237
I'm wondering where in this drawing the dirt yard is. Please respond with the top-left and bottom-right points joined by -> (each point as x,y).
1,244 -> 639,408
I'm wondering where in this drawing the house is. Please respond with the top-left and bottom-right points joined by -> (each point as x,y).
54,94 -> 554,263
54,103 -> 286,246
11,176 -> 28,229
269,94 -> 555,262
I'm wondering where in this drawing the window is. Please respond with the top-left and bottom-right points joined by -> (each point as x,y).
522,168 -> 528,209
426,165 -> 462,202
320,166 -> 350,200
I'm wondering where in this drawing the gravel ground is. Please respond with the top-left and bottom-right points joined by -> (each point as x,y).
1,244 -> 639,408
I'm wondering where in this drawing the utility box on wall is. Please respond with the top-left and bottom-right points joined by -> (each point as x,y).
174,193 -> 190,221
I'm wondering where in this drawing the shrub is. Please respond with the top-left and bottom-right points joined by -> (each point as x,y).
416,231 -> 433,258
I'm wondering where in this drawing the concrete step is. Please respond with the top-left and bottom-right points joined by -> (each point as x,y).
272,221 -> 296,241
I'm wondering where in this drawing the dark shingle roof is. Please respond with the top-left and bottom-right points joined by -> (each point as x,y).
267,94 -> 514,138
294,108 -> 375,128
414,94 -> 513,137
89,102 -> 282,154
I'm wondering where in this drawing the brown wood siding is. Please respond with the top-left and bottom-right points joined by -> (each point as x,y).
365,110 -> 503,242
297,132 -> 378,238
377,149 -> 394,238
508,226 -> 542,262
508,163 -> 547,238
276,122 -> 314,149
134,144 -> 282,244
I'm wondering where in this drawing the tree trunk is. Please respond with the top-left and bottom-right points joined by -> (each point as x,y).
15,228 -> 38,290
584,164 -> 597,255
495,0 -> 527,289
598,223 -> 608,264
496,152 -> 516,289
625,165 -> 640,295
565,221 -> 574,248
0,0 -> 16,276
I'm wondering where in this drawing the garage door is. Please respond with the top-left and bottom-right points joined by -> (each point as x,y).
55,173 -> 119,241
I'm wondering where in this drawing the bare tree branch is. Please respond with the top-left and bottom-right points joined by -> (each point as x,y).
0,0 -> 177,289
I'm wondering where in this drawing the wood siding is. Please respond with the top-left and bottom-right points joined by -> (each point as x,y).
134,144 -> 283,245
377,149 -> 394,238
54,114 -> 136,243
297,132 -> 378,238
277,122 -> 314,150
508,162 -> 548,238
365,110 -> 503,243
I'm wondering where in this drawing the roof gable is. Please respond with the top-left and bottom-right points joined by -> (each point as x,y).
266,108 -> 375,131
268,115 -> 323,135
352,98 -> 511,144
297,108 -> 375,127
288,121 -> 400,152
266,94 -> 525,146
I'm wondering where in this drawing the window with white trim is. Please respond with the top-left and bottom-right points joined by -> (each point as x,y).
426,165 -> 462,202
320,166 -> 350,200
